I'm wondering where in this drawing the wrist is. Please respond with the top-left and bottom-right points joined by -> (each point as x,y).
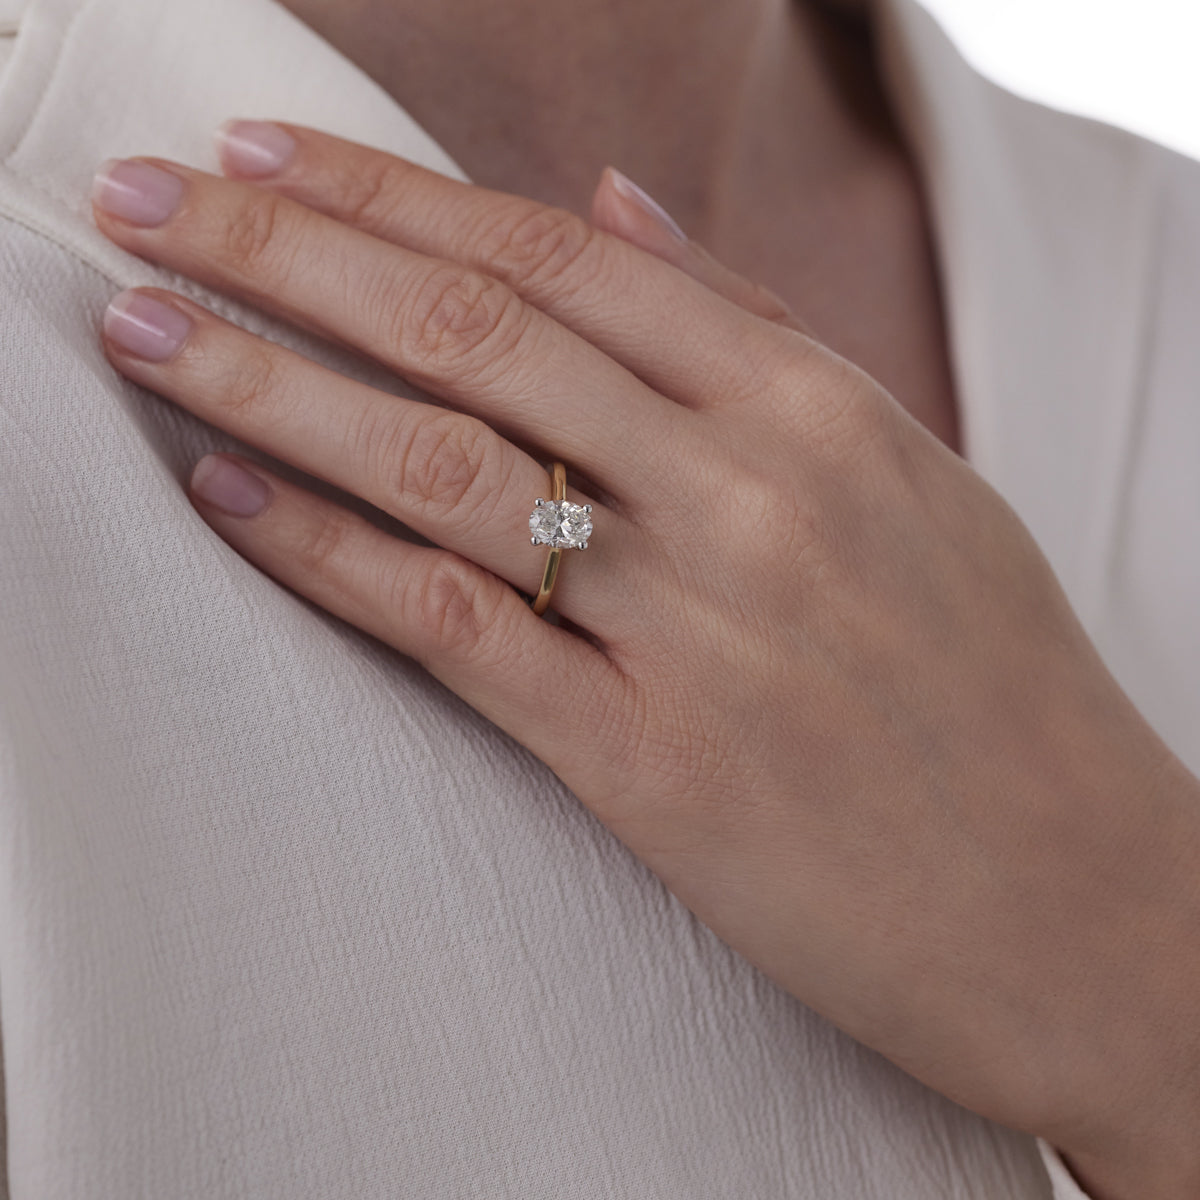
1039,748 -> 1200,1200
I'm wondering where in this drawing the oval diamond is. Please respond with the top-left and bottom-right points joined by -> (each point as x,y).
529,499 -> 593,549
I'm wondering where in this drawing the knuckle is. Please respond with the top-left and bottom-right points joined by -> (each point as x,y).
477,203 -> 605,295
395,265 -> 529,379
773,350 -> 878,456
387,410 -> 493,521
414,556 -> 508,660
215,341 -> 285,423
339,157 -> 408,229
717,324 -> 817,409
219,192 -> 290,276
294,511 -> 352,580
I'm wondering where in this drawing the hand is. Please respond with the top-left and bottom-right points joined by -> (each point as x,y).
90,121 -> 1200,1194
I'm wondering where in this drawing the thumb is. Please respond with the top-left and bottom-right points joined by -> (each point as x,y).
590,166 -> 819,339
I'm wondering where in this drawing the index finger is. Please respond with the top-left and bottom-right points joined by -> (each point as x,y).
214,119 -> 822,410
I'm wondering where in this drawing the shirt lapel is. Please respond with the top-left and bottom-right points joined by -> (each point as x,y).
873,0 -> 1163,624
0,0 -> 468,288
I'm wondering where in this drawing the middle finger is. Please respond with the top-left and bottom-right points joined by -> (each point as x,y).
89,156 -> 678,501
99,285 -> 638,636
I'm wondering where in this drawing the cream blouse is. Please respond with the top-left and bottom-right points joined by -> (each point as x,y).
2,0 -> 1195,1194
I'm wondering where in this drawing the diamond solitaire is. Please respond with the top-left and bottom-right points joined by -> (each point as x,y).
528,462 -> 588,619
529,497 -> 592,550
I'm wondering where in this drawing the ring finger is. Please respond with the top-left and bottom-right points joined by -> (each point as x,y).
101,286 -> 639,635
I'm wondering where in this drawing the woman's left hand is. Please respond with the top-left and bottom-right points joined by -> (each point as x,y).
90,121 -> 1200,1187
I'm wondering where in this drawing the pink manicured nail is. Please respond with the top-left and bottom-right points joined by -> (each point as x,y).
214,119 -> 297,178
92,159 -> 185,226
607,168 -> 687,242
190,455 -> 272,518
103,290 -> 193,361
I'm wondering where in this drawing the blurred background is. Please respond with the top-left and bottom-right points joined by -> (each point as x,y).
917,0 -> 1200,161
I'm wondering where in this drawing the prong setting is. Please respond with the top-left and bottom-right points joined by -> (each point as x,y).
528,497 -> 593,550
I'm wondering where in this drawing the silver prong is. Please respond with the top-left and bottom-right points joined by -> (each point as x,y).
534,498 -> 544,506
579,541 -> 588,550
530,536 -> 539,546
583,504 -> 592,513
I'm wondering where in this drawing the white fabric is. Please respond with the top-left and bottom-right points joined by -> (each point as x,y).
1,0 -> 1194,1194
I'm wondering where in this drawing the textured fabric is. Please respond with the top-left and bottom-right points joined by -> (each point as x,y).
1,0 -> 1194,1194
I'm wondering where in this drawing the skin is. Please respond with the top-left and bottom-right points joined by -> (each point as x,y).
275,0 -> 962,455
86,5 -> 1200,1197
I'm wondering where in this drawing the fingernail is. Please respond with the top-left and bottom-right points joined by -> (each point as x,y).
103,290 -> 193,361
92,159 -> 185,226
214,119 -> 297,178
607,168 -> 687,242
190,455 -> 272,518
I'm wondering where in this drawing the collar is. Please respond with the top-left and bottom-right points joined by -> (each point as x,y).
0,0 -> 1163,619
